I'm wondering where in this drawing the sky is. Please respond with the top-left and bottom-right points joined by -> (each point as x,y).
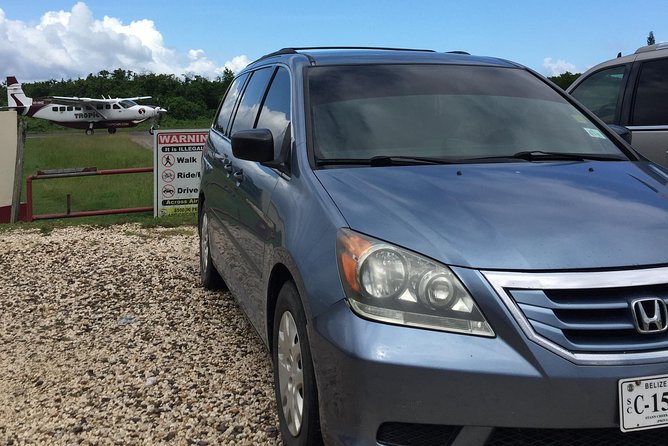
1,0 -> 666,83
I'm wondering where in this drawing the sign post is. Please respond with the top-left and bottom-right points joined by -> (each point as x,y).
11,120 -> 26,223
153,129 -> 207,217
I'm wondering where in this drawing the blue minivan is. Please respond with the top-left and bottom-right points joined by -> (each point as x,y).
199,47 -> 668,446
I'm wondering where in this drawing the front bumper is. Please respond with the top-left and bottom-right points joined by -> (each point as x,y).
310,297 -> 668,446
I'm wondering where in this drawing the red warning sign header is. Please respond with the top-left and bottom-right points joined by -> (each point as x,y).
157,133 -> 207,145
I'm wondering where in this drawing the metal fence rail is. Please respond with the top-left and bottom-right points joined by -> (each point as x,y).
26,167 -> 153,221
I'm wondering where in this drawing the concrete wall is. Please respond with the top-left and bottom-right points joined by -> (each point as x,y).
0,111 -> 18,208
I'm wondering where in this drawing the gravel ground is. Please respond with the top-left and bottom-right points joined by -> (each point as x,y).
0,225 -> 281,446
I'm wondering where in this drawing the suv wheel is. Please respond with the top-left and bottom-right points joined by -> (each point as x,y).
272,281 -> 323,446
199,204 -> 225,290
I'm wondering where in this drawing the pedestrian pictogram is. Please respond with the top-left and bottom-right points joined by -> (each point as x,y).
162,154 -> 175,167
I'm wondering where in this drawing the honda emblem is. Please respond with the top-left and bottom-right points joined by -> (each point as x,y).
631,298 -> 668,334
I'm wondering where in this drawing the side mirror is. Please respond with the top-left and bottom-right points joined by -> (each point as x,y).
231,128 -> 274,162
608,124 -> 632,145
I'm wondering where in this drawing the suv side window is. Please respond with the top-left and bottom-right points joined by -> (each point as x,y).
215,73 -> 249,135
256,67 -> 291,159
632,58 -> 668,126
230,67 -> 274,135
570,65 -> 627,124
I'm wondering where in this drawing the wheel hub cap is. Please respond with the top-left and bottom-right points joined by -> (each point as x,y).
200,213 -> 209,272
277,311 -> 304,436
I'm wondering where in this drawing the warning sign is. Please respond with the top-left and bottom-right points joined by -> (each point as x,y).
154,129 -> 207,217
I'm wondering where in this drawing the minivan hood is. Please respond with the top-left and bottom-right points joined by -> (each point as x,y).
315,162 -> 668,271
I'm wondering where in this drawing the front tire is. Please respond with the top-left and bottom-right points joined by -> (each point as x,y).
272,281 -> 323,446
199,205 -> 225,290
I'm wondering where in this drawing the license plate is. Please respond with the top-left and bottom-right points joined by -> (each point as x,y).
619,374 -> 668,432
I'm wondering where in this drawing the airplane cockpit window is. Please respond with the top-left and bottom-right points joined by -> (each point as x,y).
120,100 -> 137,108
113,104 -> 121,110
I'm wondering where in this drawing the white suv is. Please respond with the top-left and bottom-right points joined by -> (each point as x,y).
568,44 -> 668,168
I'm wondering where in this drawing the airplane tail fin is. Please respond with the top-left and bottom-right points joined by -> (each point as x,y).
6,76 -> 32,114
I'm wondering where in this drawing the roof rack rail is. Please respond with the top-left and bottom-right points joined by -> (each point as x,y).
259,46 -> 435,61
635,43 -> 668,54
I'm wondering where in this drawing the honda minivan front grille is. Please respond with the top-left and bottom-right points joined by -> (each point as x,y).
483,267 -> 668,365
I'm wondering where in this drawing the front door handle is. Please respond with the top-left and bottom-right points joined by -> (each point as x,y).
223,159 -> 233,175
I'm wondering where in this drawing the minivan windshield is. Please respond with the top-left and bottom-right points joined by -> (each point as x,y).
308,64 -> 627,164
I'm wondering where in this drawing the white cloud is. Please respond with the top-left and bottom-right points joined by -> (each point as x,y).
224,55 -> 251,74
0,2 -> 237,81
542,57 -> 578,76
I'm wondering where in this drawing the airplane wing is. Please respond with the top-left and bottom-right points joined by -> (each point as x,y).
48,96 -> 152,105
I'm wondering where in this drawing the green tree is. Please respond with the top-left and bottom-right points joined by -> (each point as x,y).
163,96 -> 207,120
648,31 -> 656,46
547,71 -> 581,90
0,78 -> 7,107
221,68 -> 235,86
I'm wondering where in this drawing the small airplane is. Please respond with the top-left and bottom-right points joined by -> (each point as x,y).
6,76 -> 167,135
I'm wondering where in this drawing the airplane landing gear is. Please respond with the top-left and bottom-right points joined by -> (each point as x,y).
108,128 -> 117,134
149,126 -> 155,135
86,123 -> 94,135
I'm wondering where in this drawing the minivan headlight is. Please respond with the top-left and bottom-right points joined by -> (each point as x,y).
336,228 -> 494,337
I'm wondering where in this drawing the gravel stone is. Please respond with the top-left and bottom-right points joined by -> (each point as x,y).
0,224 -> 281,445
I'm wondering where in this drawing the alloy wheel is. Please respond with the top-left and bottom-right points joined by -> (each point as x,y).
277,311 -> 304,437
200,212 -> 209,273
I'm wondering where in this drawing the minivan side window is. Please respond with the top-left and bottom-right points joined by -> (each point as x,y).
215,73 -> 249,135
256,67 -> 291,159
570,65 -> 627,124
230,68 -> 274,136
632,58 -> 668,126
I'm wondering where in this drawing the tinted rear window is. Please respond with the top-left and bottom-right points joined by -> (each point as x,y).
632,58 -> 668,126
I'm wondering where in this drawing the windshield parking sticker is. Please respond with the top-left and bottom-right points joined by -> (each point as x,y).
571,113 -> 588,124
583,127 -> 606,139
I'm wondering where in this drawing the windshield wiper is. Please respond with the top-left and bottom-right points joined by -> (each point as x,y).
369,155 -> 458,166
315,158 -> 370,166
316,156 -> 457,167
510,151 -> 625,162
316,151 -> 626,167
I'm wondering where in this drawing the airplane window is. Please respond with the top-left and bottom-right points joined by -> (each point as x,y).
113,104 -> 121,110
67,106 -> 73,111
96,105 -> 103,110
105,105 -> 111,109
86,106 -> 92,110
59,107 -> 66,112
120,100 -> 137,108
52,107 -> 58,112
75,107 -> 82,111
